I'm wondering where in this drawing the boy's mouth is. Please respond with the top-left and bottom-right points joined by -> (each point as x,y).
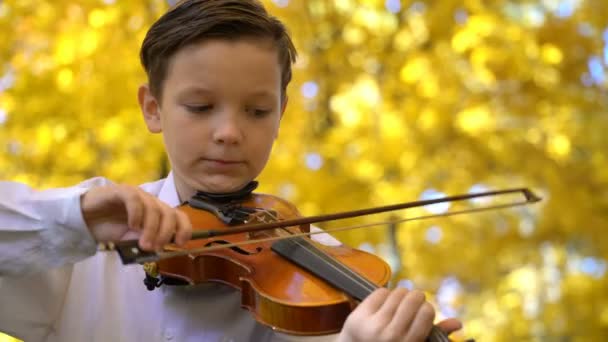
202,158 -> 244,165
200,158 -> 245,173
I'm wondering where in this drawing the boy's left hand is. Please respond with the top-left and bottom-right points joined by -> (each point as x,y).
80,184 -> 192,251
337,287 -> 462,342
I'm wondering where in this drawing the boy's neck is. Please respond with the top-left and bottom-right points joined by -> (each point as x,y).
193,181 -> 258,203
172,174 -> 257,204
172,176 -> 195,204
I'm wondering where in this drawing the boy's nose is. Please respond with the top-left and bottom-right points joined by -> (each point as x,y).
212,114 -> 243,145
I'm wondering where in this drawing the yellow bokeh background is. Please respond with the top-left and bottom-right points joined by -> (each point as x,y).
1,0 -> 607,341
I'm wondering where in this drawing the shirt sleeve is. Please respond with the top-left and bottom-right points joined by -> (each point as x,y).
0,177 -> 114,339
0,177 -> 109,276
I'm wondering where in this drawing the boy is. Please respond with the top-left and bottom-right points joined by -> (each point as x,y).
0,0 -> 461,341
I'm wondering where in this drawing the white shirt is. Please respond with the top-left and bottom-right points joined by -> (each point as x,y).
0,173 -> 339,342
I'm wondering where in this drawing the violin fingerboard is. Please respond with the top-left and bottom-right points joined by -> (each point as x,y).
271,237 -> 376,301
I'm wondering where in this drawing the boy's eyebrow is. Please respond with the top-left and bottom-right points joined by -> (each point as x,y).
178,86 -> 213,97
248,90 -> 278,100
177,87 -> 278,100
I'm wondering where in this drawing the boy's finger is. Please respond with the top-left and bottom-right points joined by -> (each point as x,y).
120,187 -> 144,231
174,210 -> 192,246
358,288 -> 391,315
436,318 -> 462,334
385,289 -> 426,337
403,302 -> 435,342
138,195 -> 161,251
374,287 -> 408,321
154,207 -> 177,250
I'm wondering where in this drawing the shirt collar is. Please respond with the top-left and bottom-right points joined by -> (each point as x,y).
157,171 -> 182,208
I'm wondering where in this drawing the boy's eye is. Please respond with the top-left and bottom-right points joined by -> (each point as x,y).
185,104 -> 212,113
248,108 -> 271,117
254,109 -> 271,116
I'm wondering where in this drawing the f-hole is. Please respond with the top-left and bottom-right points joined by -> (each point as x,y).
205,240 -> 263,255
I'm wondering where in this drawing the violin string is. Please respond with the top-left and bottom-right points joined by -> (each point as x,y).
246,209 -> 376,292
431,326 -> 450,342
242,206 -> 381,294
289,236 -> 378,293
246,210 -> 383,300
244,205 -> 378,293
429,325 -> 450,342
153,200 -> 531,260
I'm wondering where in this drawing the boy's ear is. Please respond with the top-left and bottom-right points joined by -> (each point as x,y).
138,84 -> 162,133
279,95 -> 288,119
276,95 -> 288,139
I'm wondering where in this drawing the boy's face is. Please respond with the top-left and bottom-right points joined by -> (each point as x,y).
139,38 -> 286,199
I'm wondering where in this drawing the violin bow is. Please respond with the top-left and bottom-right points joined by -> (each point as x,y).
103,187 -> 541,264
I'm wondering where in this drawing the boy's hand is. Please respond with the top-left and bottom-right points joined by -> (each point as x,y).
80,184 -> 192,251
337,288 -> 462,342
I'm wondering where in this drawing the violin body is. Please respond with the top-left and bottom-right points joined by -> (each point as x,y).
152,193 -> 392,335
111,186 -> 521,341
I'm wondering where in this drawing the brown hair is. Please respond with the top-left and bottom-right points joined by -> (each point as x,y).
140,0 -> 297,101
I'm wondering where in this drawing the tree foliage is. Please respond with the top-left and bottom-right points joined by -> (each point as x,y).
1,0 -> 607,340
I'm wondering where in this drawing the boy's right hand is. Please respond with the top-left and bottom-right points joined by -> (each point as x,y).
337,287 -> 462,342
80,184 -> 192,251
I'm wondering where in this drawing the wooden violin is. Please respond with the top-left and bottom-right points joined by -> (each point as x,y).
107,185 -> 540,340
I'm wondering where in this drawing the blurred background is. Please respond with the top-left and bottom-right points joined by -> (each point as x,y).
1,0 -> 607,341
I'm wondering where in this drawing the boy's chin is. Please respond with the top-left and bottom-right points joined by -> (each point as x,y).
192,176 -> 253,195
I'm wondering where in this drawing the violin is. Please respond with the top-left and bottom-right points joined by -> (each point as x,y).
106,184 -> 540,340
